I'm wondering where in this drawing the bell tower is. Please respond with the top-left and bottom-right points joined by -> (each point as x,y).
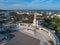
33,13 -> 38,27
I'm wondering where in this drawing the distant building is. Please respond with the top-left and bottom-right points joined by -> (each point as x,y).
22,18 -> 29,20
16,12 -> 25,15
46,12 -> 52,15
50,14 -> 60,18
57,14 -> 60,18
49,12 -> 52,15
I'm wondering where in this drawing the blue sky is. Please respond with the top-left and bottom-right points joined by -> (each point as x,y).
0,0 -> 60,10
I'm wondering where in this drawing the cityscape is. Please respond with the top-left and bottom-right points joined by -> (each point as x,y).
0,0 -> 60,45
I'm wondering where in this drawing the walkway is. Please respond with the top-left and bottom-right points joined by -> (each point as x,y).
6,31 -> 40,45
19,28 -> 52,45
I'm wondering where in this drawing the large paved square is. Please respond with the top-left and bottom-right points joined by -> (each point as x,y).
6,31 -> 40,45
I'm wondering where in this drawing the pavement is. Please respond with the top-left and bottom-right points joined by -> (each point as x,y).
19,29 -> 51,45
6,31 -> 40,45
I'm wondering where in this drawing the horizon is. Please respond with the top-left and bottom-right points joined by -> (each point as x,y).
0,0 -> 60,10
0,9 -> 60,11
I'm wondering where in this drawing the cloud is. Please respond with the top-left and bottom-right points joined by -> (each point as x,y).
0,0 -> 32,10
29,0 -> 53,5
0,3 -> 28,10
27,0 -> 54,9
0,0 -> 59,10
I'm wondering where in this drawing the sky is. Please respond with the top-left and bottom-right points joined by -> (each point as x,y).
0,0 -> 60,10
